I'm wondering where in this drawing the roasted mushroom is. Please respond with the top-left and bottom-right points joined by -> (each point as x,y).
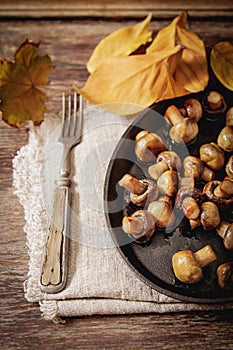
164,105 -> 199,144
148,198 -> 175,229
157,170 -> 179,198
213,177 -> 233,198
122,210 -> 156,242
135,130 -> 165,162
199,142 -> 225,171
169,118 -> 199,144
148,151 -> 182,180
164,105 -> 184,126
203,91 -> 227,114
217,126 -> 233,152
184,98 -> 203,122
182,196 -> 200,220
175,186 -> 203,210
217,221 -> 233,250
203,180 -> 233,207
217,262 -> 233,289
226,107 -> 233,126
172,245 -> 217,284
200,201 -> 221,230
118,174 -> 159,206
226,155 -> 233,178
183,156 -> 215,183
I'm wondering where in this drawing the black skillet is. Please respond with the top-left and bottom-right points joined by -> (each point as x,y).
104,79 -> 233,303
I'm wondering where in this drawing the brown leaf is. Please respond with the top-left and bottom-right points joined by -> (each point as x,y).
210,41 -> 233,91
87,13 -> 152,74
0,39 -> 54,127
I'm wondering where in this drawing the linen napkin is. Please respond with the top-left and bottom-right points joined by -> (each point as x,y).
13,103 -> 233,323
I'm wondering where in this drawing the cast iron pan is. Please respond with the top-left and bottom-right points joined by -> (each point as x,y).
104,80 -> 233,303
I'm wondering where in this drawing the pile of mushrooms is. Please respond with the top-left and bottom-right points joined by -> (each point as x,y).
118,91 -> 233,288
164,98 -> 202,144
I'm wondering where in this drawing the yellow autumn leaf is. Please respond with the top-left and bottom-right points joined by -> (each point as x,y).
86,13 -> 152,74
210,41 -> 233,91
75,46 -> 184,115
147,11 -> 209,93
76,12 -> 209,115
146,11 -> 187,53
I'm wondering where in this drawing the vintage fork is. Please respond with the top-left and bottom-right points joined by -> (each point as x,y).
39,91 -> 83,293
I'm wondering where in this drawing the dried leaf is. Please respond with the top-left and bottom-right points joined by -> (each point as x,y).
210,41 -> 233,91
0,39 -> 54,127
75,46 -> 183,115
147,12 -> 209,93
76,12 -> 209,115
87,13 -> 152,74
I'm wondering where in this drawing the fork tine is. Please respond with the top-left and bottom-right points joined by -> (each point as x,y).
73,93 -> 83,139
61,92 -> 66,137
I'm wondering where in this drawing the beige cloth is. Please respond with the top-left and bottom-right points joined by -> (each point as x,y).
13,104 -> 233,322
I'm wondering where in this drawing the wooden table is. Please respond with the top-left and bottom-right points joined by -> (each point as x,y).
0,17 -> 233,350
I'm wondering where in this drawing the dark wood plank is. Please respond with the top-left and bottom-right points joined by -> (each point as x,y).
0,18 -> 233,350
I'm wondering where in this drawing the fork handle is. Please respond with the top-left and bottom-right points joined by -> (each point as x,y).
39,183 -> 70,293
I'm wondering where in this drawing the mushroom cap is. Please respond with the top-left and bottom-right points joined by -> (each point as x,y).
172,250 -> 203,283
135,131 -> 165,162
203,180 -> 233,207
224,224 -> 233,250
200,201 -> 220,230
226,107 -> 233,126
217,262 -> 233,289
130,179 -> 159,206
175,186 -> 203,210
157,151 -> 182,171
169,118 -> 198,144
182,196 -> 200,220
148,200 -> 175,228
157,170 -> 179,198
184,98 -> 203,122
122,210 -> 156,242
199,142 -> 225,171
217,126 -> 233,152
226,155 -> 233,178
183,156 -> 204,179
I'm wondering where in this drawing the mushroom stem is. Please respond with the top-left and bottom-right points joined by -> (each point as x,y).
189,218 -> 202,230
194,245 -> 217,267
164,105 -> 184,125
206,91 -> 223,110
148,160 -> 168,180
220,177 -> 233,196
201,167 -> 216,182
119,174 -> 146,195
183,156 -> 215,183
148,151 -> 182,181
184,98 -> 203,122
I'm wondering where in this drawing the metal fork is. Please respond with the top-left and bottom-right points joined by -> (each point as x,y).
39,91 -> 83,293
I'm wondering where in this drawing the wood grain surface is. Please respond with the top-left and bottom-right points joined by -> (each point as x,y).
1,0 -> 233,18
0,18 -> 233,350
